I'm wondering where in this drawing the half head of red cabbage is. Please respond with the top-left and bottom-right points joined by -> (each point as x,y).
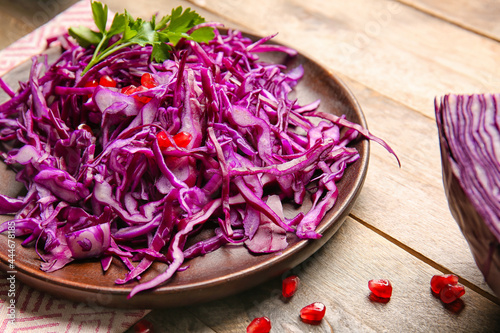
435,93 -> 500,298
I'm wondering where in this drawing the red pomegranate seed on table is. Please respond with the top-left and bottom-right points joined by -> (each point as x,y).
133,318 -> 154,333
282,275 -> 300,298
444,298 -> 465,313
300,302 -> 326,324
440,283 -> 465,304
430,274 -> 459,294
368,279 -> 392,299
247,316 -> 271,333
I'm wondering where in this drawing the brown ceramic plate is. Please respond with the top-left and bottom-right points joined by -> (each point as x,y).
0,31 -> 369,308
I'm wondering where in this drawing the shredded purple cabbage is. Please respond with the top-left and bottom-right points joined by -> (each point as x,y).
0,27 -> 397,297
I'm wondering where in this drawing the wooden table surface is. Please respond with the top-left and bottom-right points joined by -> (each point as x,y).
1,0 -> 500,332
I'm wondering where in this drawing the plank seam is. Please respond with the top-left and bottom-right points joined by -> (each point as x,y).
396,0 -> 500,43
350,213 -> 500,306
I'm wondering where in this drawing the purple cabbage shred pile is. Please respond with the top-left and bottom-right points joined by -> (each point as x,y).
0,27 -> 396,297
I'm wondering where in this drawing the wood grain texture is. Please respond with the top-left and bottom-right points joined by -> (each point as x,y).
138,219 -> 500,332
399,0 -> 500,41
343,78 -> 494,293
1,0 -> 499,331
0,0 -> 78,49
187,0 -> 500,118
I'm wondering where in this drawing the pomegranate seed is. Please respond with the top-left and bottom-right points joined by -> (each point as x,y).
246,316 -> 271,333
157,131 -> 173,149
368,279 -> 392,299
99,75 -> 117,88
300,302 -> 326,324
133,85 -> 152,103
133,318 -> 154,333
157,131 -> 192,149
444,298 -> 465,313
121,85 -> 137,95
84,80 -> 98,98
369,293 -> 390,304
430,274 -> 459,294
135,85 -> 148,93
172,131 -> 192,148
282,275 -> 300,298
84,79 -> 98,88
121,85 -> 151,103
77,124 -> 92,133
439,283 -> 465,304
141,73 -> 158,88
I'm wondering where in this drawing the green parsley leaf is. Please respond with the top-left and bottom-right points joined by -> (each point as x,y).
72,1 -> 214,74
154,15 -> 169,31
68,26 -> 102,48
151,43 -> 172,63
107,13 -> 127,37
127,20 -> 157,46
168,7 -> 205,33
189,27 -> 216,44
91,1 -> 108,33
161,31 -> 190,47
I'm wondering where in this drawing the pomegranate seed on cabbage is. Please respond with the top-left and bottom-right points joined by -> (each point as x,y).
0,27 -> 396,298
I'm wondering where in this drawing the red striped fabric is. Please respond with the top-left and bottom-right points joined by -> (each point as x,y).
0,1 -> 150,332
0,1 -> 94,75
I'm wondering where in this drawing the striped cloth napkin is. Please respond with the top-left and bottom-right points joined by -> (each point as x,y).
0,1 -> 149,332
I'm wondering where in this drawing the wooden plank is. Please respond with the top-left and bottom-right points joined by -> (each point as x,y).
399,0 -> 500,42
186,0 -> 500,119
0,1 -> 78,49
139,219 -> 500,332
342,77 -> 497,295
104,0 -> 224,25
0,15 -> 29,50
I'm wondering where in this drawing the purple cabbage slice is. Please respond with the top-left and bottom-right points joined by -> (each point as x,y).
435,93 -> 500,297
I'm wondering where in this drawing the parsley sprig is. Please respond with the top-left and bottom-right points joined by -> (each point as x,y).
69,1 -> 215,74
